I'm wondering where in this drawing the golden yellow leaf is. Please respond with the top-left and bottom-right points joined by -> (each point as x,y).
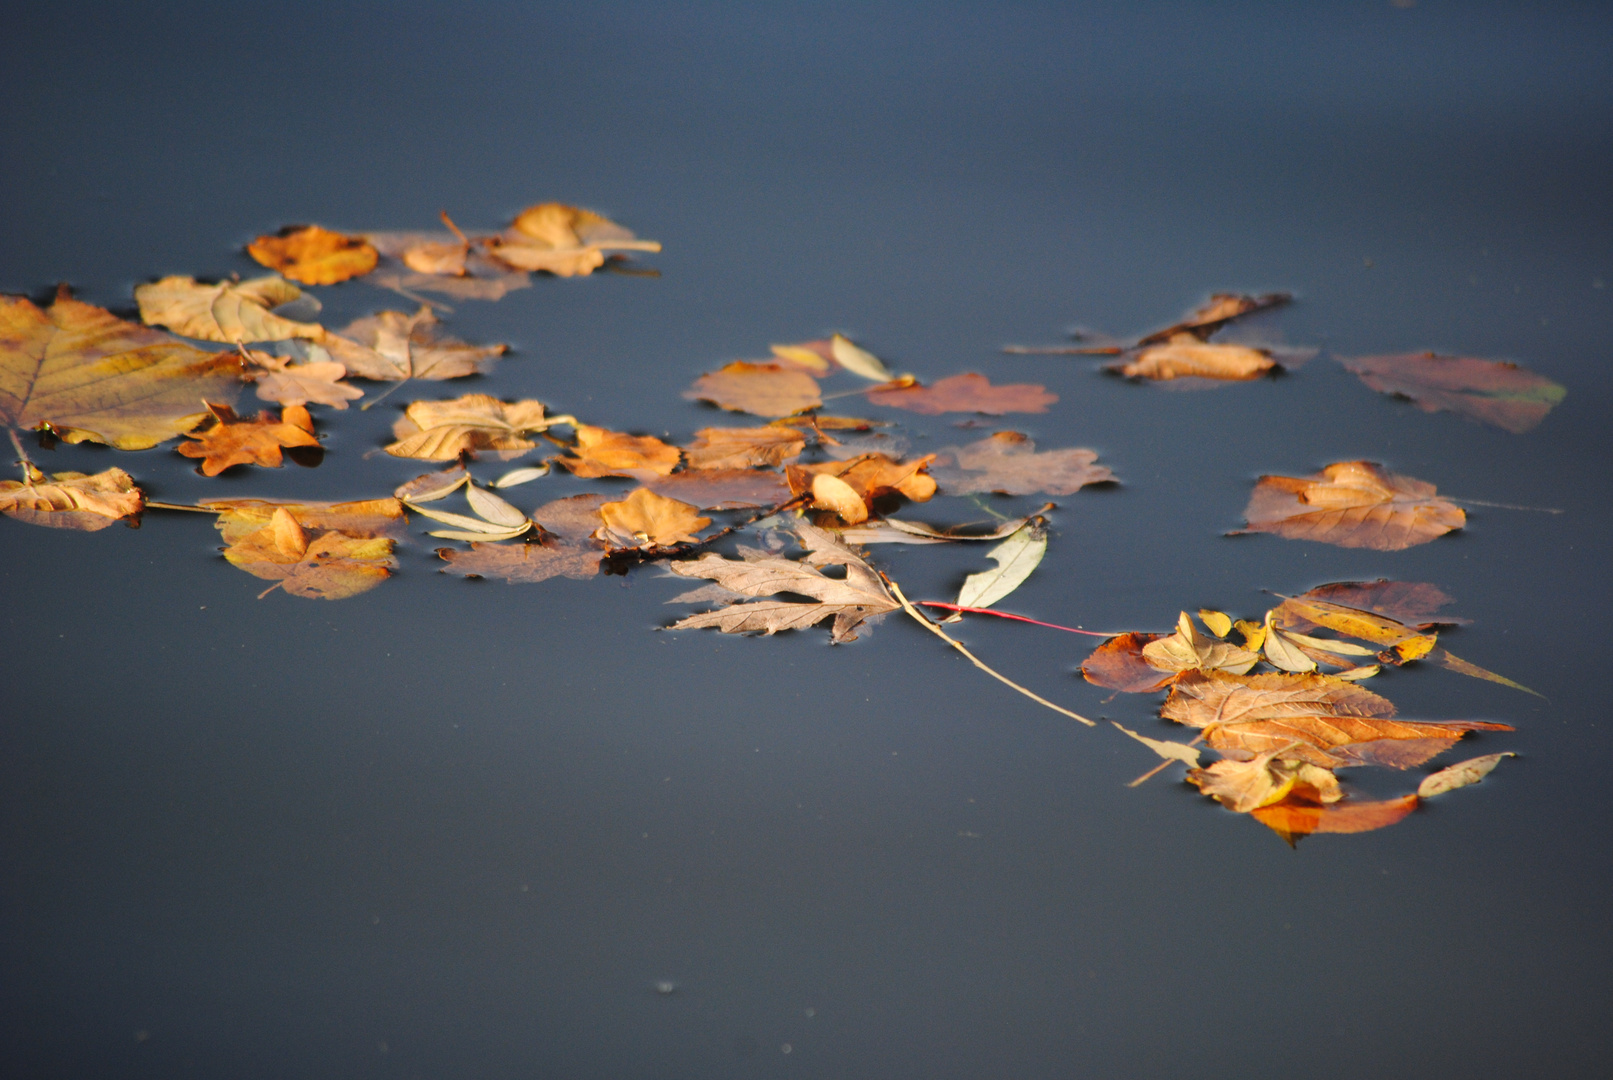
685,362 -> 823,417
1199,609 -> 1233,637
176,403 -> 319,476
135,274 -> 316,343
1187,748 -> 1300,813
555,425 -> 681,478
1111,336 -> 1276,381
0,464 -> 143,531
810,473 -> 868,524
202,498 -> 406,544
1240,460 -> 1465,550
769,341 -> 833,372
1140,611 -> 1261,676
246,225 -> 379,285
222,506 -> 396,600
385,394 -> 565,461
1250,794 -> 1418,844
597,488 -> 711,548
485,203 -> 661,277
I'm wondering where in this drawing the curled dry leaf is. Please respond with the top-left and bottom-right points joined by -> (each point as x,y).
866,372 -> 1056,415
393,466 -> 469,502
1339,352 -> 1566,434
1110,336 -> 1276,382
1249,793 -> 1419,844
386,394 -> 566,461
135,274 -> 318,344
221,506 -> 396,600
555,425 -> 681,478
685,362 -> 822,417
810,473 -> 868,524
929,432 -> 1113,496
1082,633 -> 1177,693
1,286 -> 242,449
246,225 -> 379,285
1417,752 -> 1516,798
597,488 -> 711,548
0,464 -> 143,531
684,426 -> 805,470
243,347 -> 364,409
177,402 -> 319,476
337,306 -> 505,382
1239,460 -> 1464,551
1141,611 -> 1261,676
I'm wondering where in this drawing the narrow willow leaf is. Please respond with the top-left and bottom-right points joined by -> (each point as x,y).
954,522 -> 1047,610
1332,664 -> 1382,681
1277,629 -> 1377,656
1431,648 -> 1541,697
465,484 -> 530,528
394,467 -> 470,502
1199,609 -> 1233,638
492,465 -> 550,488
1418,752 -> 1516,797
1112,722 -> 1201,768
406,501 -> 523,534
831,334 -> 894,382
428,523 -> 532,542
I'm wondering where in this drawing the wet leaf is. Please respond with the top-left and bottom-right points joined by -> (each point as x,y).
438,537 -> 603,583
842,511 -> 1048,545
928,432 -> 1113,496
1260,611 -> 1317,673
684,426 -> 805,470
641,469 -> 792,510
598,488 -> 711,548
555,425 -> 681,478
1340,352 -> 1566,434
386,394 -> 568,461
1239,460 -> 1464,550
177,402 -> 319,476
1112,721 -> 1202,769
246,225 -> 379,285
337,306 -> 505,382
486,203 -> 660,276
668,522 -> 898,643
786,452 -> 937,509
203,497 -> 406,544
1187,748 -> 1302,813
135,274 -> 319,344
685,362 -> 822,417
0,464 -> 143,530
1,287 -> 242,449
830,334 -> 895,381
243,346 -> 364,409
954,521 -> 1047,610
370,269 -> 530,302
1249,794 -> 1419,844
1081,633 -> 1178,693
1281,580 -> 1466,630
1418,752 -> 1516,797
531,493 -> 612,541
866,373 -> 1056,415
1110,336 -> 1276,382
221,506 -> 396,600
1136,293 -> 1291,346
393,466 -> 470,502
1199,609 -> 1233,638
769,340 -> 833,373
465,484 -> 529,529
492,465 -> 550,488
810,473 -> 868,524
1141,611 -> 1261,676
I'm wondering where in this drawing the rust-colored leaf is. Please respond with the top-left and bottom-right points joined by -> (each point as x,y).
597,488 -> 711,548
1239,460 -> 1464,550
684,426 -> 805,470
685,362 -> 822,417
929,432 -> 1113,496
220,507 -> 396,600
177,402 -> 319,476
1082,633 -> 1177,693
1250,793 -> 1419,844
555,425 -> 681,478
386,394 -> 565,461
337,306 -> 505,382
1110,336 -> 1276,381
643,469 -> 792,510
0,464 -> 143,531
1339,352 -> 1566,434
866,373 -> 1056,415
246,225 -> 379,285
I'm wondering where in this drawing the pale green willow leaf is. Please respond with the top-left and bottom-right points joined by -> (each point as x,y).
831,334 -> 894,382
406,500 -> 526,534
428,524 -> 533,542
465,484 -> 529,528
954,521 -> 1047,611
492,465 -> 550,488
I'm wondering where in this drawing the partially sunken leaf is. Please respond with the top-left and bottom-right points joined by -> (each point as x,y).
177,403 -> 319,476
487,203 -> 660,277
556,425 -> 681,478
1081,633 -> 1177,693
1239,461 -> 1464,550
1418,752 -> 1516,798
1187,749 -> 1300,813
597,488 -> 711,548
954,522 -> 1047,611
1137,293 -> 1291,346
0,464 -> 143,531
370,269 -> 530,302
135,274 -> 317,343
929,432 -> 1113,496
1112,722 -> 1202,769
1340,352 -> 1566,434
492,465 -> 550,488
202,497 -> 406,544
685,362 -> 822,417
338,306 -> 505,382
247,225 -> 379,285
1250,794 -> 1419,844
1,288 -> 242,449
438,537 -> 603,584
830,334 -> 895,381
1111,337 -> 1276,382
769,341 -> 833,373
222,506 -> 396,600
1272,592 -> 1429,647
1284,580 -> 1466,629
684,426 -> 805,470
244,346 -> 364,409
866,373 -> 1056,415
386,394 -> 563,460
531,493 -> 611,542
641,469 -> 792,510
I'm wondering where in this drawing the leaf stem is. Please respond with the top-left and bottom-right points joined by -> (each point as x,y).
917,602 -> 1119,637
8,427 -> 32,469
885,575 -> 1095,726
1445,497 -> 1563,514
1001,345 -> 1125,355
145,501 -> 215,513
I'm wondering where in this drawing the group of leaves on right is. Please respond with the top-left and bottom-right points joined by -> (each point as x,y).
1013,294 -> 1562,843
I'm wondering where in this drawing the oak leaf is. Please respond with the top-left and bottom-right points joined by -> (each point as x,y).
177,402 -> 319,476
135,274 -> 319,344
1,287 -> 242,449
243,347 -> 364,409
221,506 -> 396,600
684,426 -> 805,470
1239,460 -> 1464,550
554,425 -> 681,478
337,306 -> 505,382
385,394 -> 570,461
1110,336 -> 1276,381
929,432 -> 1113,496
685,362 -> 822,417
0,464 -> 143,531
1339,352 -> 1565,434
1081,633 -> 1177,693
597,488 -> 711,549
246,225 -> 379,285
865,372 -> 1056,415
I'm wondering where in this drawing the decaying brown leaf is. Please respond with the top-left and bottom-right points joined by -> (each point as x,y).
135,274 -> 319,344
1339,352 -> 1566,434
337,306 -> 505,382
386,394 -> 570,460
554,425 -> 681,478
685,362 -> 822,417
1417,752 -> 1516,798
1249,793 -> 1419,844
1136,293 -> 1291,346
668,522 -> 898,643
243,347 -> 364,409
221,506 -> 396,600
247,225 -> 379,285
929,432 -> 1113,496
437,493 -> 609,584
1081,633 -> 1178,693
1280,579 -> 1466,630
865,373 -> 1056,415
597,488 -> 711,549
1110,336 -> 1276,382
1239,461 -> 1465,550
0,463 -> 143,531
2,287 -> 242,449
177,402 -> 319,476
642,469 -> 792,510
684,426 -> 805,470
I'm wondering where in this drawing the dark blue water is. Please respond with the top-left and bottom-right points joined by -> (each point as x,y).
4,3 -> 1611,1077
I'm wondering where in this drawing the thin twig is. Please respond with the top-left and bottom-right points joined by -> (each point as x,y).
916,603 -> 1120,637
359,378 -> 410,411
1001,345 -> 1125,355
8,428 -> 31,468
1446,497 -> 1563,514
145,501 -> 216,513
884,575 -> 1095,726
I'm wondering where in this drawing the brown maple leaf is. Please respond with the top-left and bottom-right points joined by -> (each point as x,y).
597,488 -> 711,549
865,373 -> 1056,415
177,402 -> 319,476
242,347 -> 364,409
385,394 -> 569,461
246,225 -> 379,285
1338,352 -> 1566,434
685,362 -> 823,417
929,432 -> 1113,496
555,425 -> 681,478
0,463 -> 143,531
684,426 -> 805,469
1238,460 -> 1465,550
221,506 -> 396,600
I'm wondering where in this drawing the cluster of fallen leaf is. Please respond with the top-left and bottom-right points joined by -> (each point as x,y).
1,205 -> 1554,843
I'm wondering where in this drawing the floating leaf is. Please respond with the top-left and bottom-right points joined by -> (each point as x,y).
786,452 -> 937,508
438,537 -> 603,583
769,340 -> 833,373
830,334 -> 895,381
1282,580 -> 1466,629
929,432 -> 1112,496
555,425 -> 681,478
486,202 -> 660,276
246,225 -> 379,285
177,402 -> 319,476
1112,721 -> 1202,768
641,469 -> 792,510
1110,337 -> 1276,382
386,394 -> 567,461
1418,752 -> 1516,798
1141,611 -> 1261,676
1250,794 -> 1419,844
685,362 -> 822,417
1199,610 -> 1233,637
393,466 -> 470,502
1,287 -> 242,449
1339,352 -> 1565,434
597,488 -> 711,548
1239,460 -> 1464,550
1137,293 -> 1291,346
337,306 -> 505,382
492,465 -> 550,488
866,373 -> 1056,415
465,484 -> 529,529
1081,633 -> 1177,693
1187,748 -> 1306,813
135,274 -> 318,344
243,346 -> 364,409
0,464 -> 143,531
810,473 -> 868,524
203,498 -> 406,544
954,521 -> 1047,611
221,506 -> 396,600
684,426 -> 804,470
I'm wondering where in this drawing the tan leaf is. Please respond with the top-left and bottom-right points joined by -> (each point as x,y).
177,402 -> 320,476
555,425 -> 681,478
1141,611 -> 1261,676
244,348 -> 364,409
810,473 -> 868,524
0,464 -> 143,531
685,362 -> 822,417
866,373 -> 1056,415
786,452 -> 937,507
1136,293 -> 1291,345
684,426 -> 805,470
1112,336 -> 1276,382
642,469 -> 792,510
1111,721 -> 1201,767
1187,748 -> 1299,813
1280,579 -> 1466,630
385,394 -> 562,461
201,497 -> 406,544
222,506 -> 396,600
1,287 -> 242,449
337,306 -> 505,382
246,225 -> 379,285
135,274 -> 317,344
597,488 -> 711,548
485,203 -> 660,276
1339,352 -> 1565,434
928,431 -> 1113,496
1239,460 -> 1465,550
1417,752 -> 1516,798
1250,793 -> 1419,844
438,537 -> 603,583
1081,633 -> 1177,693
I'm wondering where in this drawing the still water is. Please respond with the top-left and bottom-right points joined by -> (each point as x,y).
3,3 -> 1611,1077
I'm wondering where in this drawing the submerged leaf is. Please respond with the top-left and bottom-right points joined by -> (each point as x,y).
1112,721 -> 1202,769
929,432 -> 1113,496
0,464 -> 143,531
337,306 -> 505,382
866,373 -> 1056,415
1081,633 -> 1177,693
683,426 -> 805,470
1340,352 -> 1565,434
1250,794 -> 1419,844
1239,461 -> 1464,550
246,225 -> 379,285
1136,293 -> 1291,346
641,469 -> 792,510
438,537 -> 603,583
